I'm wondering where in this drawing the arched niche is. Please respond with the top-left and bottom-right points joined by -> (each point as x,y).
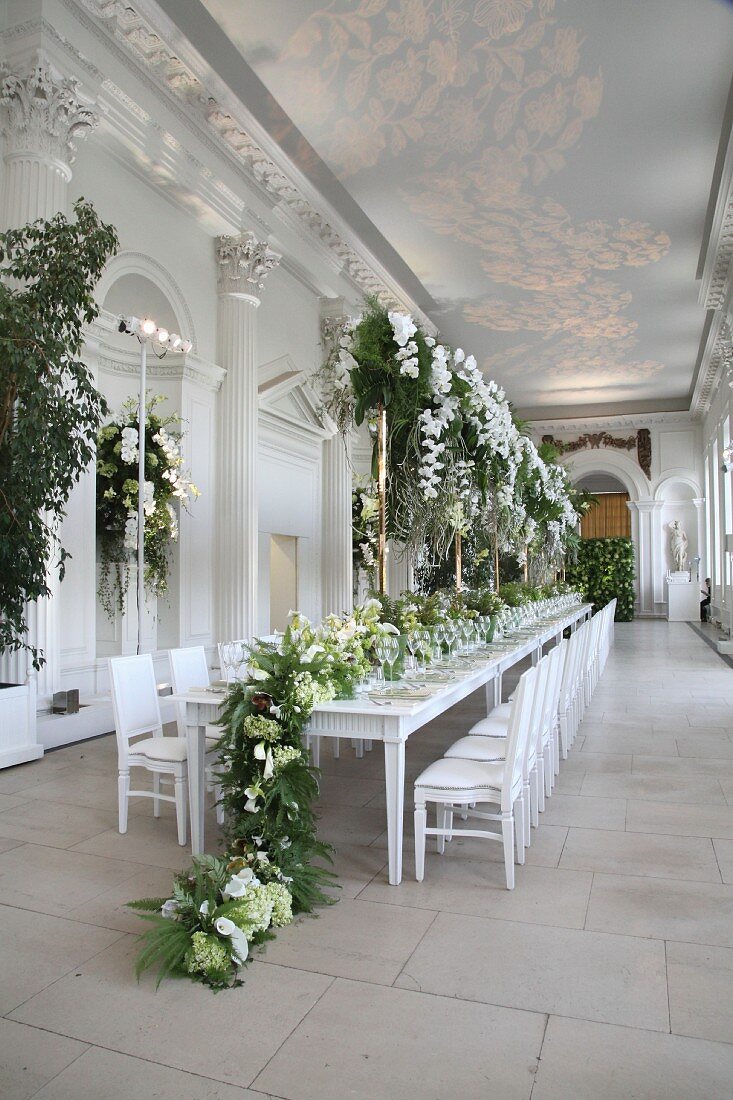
655,476 -> 702,574
103,273 -> 180,336
96,250 -> 197,351
561,447 -> 649,501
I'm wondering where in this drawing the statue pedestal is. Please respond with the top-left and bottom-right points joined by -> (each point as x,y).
666,579 -> 699,622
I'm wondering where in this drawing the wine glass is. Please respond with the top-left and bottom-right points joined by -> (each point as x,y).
406,631 -> 419,674
416,628 -> 431,672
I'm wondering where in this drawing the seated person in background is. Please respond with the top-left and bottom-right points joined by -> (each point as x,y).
701,578 -> 711,622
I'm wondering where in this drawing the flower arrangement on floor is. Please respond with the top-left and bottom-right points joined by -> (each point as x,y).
96,394 -> 200,618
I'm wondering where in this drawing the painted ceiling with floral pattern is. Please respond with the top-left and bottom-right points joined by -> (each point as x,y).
198,0 -> 732,417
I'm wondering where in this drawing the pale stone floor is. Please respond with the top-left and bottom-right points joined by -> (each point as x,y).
2,621 -> 733,1098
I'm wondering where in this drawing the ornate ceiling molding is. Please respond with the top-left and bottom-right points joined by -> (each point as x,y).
70,0 -> 430,320
700,125 -> 733,312
530,410 -> 696,433
691,310 -> 732,418
541,428 -> 652,480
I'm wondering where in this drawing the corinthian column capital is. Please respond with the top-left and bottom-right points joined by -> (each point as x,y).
0,54 -> 98,170
215,231 -> 281,300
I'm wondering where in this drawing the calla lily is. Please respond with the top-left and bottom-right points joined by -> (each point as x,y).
223,876 -> 248,899
161,899 -> 179,919
215,916 -> 236,937
199,900 -> 209,916
253,742 -> 266,761
381,622 -> 400,635
263,748 -> 274,781
301,644 -> 325,663
249,667 -> 269,682
214,917 -> 249,966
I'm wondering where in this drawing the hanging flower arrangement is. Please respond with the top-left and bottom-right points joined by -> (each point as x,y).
96,394 -> 200,619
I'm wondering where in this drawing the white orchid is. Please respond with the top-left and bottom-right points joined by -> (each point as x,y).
388,310 -> 417,348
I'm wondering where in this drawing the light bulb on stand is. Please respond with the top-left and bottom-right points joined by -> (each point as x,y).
156,328 -> 169,345
141,317 -> 156,336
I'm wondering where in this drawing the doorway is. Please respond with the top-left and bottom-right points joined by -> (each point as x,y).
269,535 -> 298,632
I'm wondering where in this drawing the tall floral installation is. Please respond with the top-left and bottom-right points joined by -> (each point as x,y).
96,394 -> 200,619
319,297 -> 582,575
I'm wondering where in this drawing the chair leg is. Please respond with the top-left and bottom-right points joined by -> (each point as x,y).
153,773 -> 161,818
501,812 -> 515,889
515,795 -> 526,864
559,713 -> 569,759
553,727 -> 560,776
333,738 -> 340,760
215,783 -> 224,826
537,756 -> 546,813
530,767 -> 539,827
174,775 -> 187,846
544,745 -> 553,798
353,738 -> 364,758
523,780 -> 531,842
436,803 -> 447,853
118,770 -> 130,834
414,801 -> 427,881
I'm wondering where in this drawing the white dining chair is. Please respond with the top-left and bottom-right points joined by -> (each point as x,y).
168,645 -> 226,826
413,663 -> 538,889
109,653 -> 189,845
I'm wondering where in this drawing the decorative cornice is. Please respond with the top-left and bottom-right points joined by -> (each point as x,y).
700,121 -> 733,312
541,428 -> 652,480
691,312 -> 732,417
0,52 -> 97,165
530,411 -> 697,433
72,0 -> 428,316
215,232 -> 281,298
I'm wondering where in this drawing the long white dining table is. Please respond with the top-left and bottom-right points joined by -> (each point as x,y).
173,602 -> 592,886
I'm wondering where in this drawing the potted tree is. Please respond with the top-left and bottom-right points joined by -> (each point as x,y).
0,199 -> 118,766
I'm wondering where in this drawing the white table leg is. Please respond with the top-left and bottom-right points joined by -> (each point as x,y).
186,709 -> 205,856
384,739 -> 406,886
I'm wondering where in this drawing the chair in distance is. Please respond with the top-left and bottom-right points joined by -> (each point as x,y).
169,645 -> 226,825
109,653 -> 190,845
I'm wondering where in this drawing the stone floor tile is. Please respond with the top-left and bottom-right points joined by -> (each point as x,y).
539,792 -> 627,829
676,733 -> 733,758
360,861 -> 592,928
0,1019 -> 88,1100
562,751 -> 632,774
313,803 -> 388,846
253,978 -> 546,1100
666,940 -> 733,1044
259,898 -> 435,983
0,799 -> 118,849
0,843 -> 151,918
559,827 -> 721,881
0,904 -> 123,1015
395,911 -> 669,1031
532,1015 -> 733,1100
31,1047 -> 261,1099
632,754 -> 733,778
580,732 -> 680,755
71,813 -> 220,869
580,772 -> 726,805
586,873 -> 733,946
626,798 -> 733,839
713,838 -> 733,883
10,937 -> 332,1090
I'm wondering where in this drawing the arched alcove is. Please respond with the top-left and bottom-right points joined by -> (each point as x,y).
561,447 -> 649,501
103,273 -> 180,336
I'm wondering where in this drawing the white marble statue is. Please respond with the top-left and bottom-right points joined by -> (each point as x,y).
669,520 -> 688,572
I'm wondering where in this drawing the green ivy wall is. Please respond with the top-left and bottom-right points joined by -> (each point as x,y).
566,537 -> 635,622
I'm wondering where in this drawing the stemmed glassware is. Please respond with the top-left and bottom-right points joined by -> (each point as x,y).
406,632 -> 419,674
414,628 -> 430,672
221,641 -> 247,683
375,635 -> 400,689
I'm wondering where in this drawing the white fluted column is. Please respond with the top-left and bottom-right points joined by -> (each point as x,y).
322,432 -> 353,616
0,56 -> 97,700
215,233 -> 280,642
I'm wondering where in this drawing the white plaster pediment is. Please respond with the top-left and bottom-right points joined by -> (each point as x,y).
258,354 -> 333,438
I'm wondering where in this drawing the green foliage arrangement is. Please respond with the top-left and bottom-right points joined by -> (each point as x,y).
0,199 -> 118,667
566,537 -> 635,621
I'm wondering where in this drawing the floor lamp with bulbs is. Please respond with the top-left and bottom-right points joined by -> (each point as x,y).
118,316 -> 192,655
